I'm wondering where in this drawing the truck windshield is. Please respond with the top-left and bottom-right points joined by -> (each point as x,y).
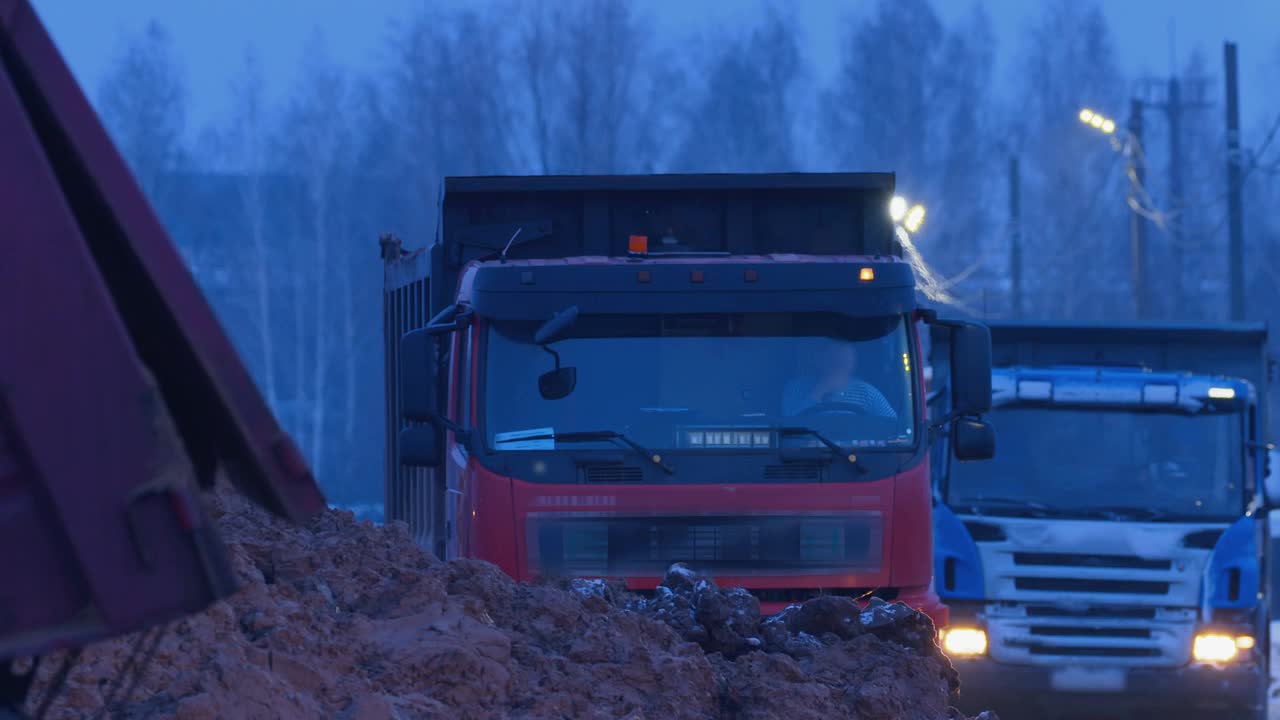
483,312 -> 916,452
947,407 -> 1244,519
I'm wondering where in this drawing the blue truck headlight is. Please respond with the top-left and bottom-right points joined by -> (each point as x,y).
940,627 -> 987,657
1192,633 -> 1254,663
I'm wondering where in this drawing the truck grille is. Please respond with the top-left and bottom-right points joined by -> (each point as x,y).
1013,577 -> 1171,594
580,465 -> 643,483
527,513 -> 882,577
988,548 -> 1200,605
763,463 -> 823,481
987,604 -> 1197,667
1012,552 -> 1171,571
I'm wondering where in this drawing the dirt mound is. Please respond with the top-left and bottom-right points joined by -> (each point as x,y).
22,484 -> 993,720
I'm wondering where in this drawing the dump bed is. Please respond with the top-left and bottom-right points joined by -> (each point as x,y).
930,321 -> 1271,427
1,0 -> 324,662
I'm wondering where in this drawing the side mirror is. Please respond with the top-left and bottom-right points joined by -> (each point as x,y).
950,322 -> 992,416
400,328 -> 439,421
953,417 -> 995,461
400,425 -> 443,467
399,329 -> 444,468
536,305 -> 580,400
539,367 -> 578,400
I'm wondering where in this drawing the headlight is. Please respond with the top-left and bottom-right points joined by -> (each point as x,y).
1192,633 -> 1254,663
940,627 -> 988,657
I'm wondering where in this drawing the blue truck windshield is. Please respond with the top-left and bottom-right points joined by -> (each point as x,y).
484,313 -> 916,451
947,407 -> 1244,519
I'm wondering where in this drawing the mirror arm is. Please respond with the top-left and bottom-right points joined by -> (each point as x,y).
425,304 -> 473,336
920,311 -> 972,330
542,344 -> 561,371
421,413 -> 471,450
929,408 -> 969,434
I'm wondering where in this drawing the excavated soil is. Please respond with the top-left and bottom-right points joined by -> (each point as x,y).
22,484 -> 995,720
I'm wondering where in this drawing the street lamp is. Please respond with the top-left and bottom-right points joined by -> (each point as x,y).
1079,108 -> 1117,135
1078,104 -> 1147,319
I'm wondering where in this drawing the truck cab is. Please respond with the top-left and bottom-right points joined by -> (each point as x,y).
384,173 -> 995,623
930,322 -> 1274,719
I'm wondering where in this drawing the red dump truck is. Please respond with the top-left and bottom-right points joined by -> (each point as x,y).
1,0 -> 324,710
382,174 -> 996,622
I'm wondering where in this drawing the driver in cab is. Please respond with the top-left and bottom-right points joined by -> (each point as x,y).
781,342 -> 898,420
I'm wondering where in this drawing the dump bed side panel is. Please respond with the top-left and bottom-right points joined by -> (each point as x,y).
0,0 -> 324,659
0,17 -> 228,658
381,247 -> 441,553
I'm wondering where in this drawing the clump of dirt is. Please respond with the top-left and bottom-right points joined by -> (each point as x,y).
23,483 -> 994,720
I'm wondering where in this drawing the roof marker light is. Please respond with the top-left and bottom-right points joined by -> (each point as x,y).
1208,387 -> 1236,399
859,267 -> 875,281
1142,384 -> 1178,404
1017,380 -> 1053,400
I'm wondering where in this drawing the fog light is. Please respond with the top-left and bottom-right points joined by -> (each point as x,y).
1192,633 -> 1239,663
941,627 -> 987,657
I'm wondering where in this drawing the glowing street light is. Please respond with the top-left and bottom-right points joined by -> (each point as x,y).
1079,107 -> 1116,134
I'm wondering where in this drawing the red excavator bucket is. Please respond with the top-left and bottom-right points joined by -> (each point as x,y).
0,0 -> 325,661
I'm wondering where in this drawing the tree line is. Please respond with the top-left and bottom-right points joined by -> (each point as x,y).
93,0 -> 1280,505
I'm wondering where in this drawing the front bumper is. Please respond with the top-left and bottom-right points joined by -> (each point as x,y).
950,656 -> 1266,718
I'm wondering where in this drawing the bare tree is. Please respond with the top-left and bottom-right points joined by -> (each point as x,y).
509,0 -> 662,174
282,31 -> 356,482
821,0 -> 1001,311
1015,0 -> 1129,319
518,2 -> 563,174
216,49 -> 282,411
96,20 -> 188,235
674,6 -> 802,172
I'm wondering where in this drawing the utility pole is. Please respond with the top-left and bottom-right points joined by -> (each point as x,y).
1224,41 -> 1245,321
1127,99 -> 1148,320
1136,73 -> 1213,318
1009,155 -> 1022,319
1167,77 -> 1184,315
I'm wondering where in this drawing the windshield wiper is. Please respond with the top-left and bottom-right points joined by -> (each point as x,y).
1066,505 -> 1168,521
498,430 -> 674,475
778,427 -> 868,474
952,496 -> 1056,517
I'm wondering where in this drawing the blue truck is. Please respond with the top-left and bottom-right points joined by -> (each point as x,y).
928,322 -> 1275,719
